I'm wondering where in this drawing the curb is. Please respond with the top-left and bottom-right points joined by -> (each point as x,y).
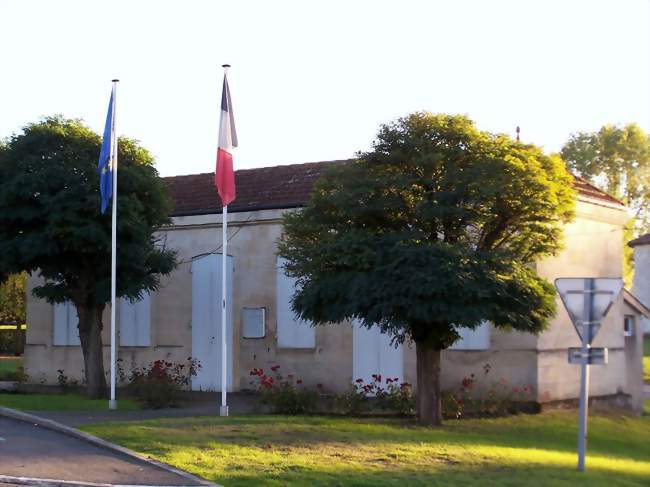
0,473 -> 112,486
0,407 -> 219,487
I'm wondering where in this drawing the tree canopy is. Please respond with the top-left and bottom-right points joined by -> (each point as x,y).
0,116 -> 176,396
561,123 -> 650,228
0,272 -> 26,325
279,112 -> 576,424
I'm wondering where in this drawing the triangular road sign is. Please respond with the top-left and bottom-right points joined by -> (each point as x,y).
555,278 -> 623,343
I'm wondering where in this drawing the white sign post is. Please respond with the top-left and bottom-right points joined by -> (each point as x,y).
555,277 -> 623,472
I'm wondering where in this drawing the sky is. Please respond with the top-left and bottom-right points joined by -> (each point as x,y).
1,0 -> 648,177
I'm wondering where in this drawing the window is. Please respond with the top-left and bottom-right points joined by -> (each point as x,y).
53,302 -> 80,346
623,315 -> 635,337
276,257 -> 315,348
242,307 -> 266,338
448,321 -> 490,350
119,293 -> 151,346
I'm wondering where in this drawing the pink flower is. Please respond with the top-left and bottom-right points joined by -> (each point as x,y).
513,387 -> 520,393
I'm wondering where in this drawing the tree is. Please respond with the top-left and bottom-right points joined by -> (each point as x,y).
279,113 -> 575,425
0,272 -> 27,356
0,117 -> 176,397
0,273 -> 26,325
561,123 -> 650,283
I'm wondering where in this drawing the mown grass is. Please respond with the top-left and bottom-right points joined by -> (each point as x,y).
83,411 -> 650,486
0,392 -> 140,411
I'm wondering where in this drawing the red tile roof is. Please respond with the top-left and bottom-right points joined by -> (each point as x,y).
164,160 -> 625,217
572,176 -> 624,207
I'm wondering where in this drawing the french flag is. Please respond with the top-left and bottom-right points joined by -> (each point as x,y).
215,69 -> 238,206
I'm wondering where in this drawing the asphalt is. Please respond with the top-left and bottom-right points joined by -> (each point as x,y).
0,417 -> 202,485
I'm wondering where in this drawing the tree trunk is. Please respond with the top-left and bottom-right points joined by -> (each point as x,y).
77,304 -> 107,399
415,342 -> 442,426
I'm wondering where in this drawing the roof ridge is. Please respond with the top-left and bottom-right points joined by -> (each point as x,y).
164,160 -> 627,217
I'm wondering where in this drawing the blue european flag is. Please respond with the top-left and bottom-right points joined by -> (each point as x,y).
98,92 -> 114,214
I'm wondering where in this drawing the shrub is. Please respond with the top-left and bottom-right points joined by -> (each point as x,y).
442,364 -> 534,419
250,366 -> 317,414
126,357 -> 200,409
334,375 -> 415,416
380,378 -> 416,416
56,369 -> 78,394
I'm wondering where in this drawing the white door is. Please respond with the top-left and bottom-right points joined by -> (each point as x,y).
352,320 -> 403,386
191,254 -> 233,391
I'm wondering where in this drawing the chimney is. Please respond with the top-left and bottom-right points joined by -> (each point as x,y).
629,233 -> 650,334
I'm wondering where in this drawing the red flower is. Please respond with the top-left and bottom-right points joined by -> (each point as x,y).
513,387 -> 520,393
461,377 -> 474,389
270,365 -> 280,372
355,378 -> 364,384
386,378 -> 393,384
296,379 -> 303,385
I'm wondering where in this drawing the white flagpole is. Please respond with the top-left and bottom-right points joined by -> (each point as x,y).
219,64 -> 230,417
109,79 -> 119,411
220,204 -> 228,416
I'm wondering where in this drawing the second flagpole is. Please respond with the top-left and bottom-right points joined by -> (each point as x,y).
219,64 -> 230,417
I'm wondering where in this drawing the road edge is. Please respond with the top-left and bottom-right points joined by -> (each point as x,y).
0,406 -> 219,487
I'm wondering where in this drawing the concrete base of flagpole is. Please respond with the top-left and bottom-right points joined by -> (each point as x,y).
219,405 -> 229,417
109,399 -> 117,411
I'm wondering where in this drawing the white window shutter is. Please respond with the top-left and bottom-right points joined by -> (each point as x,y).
449,321 -> 490,350
120,293 -> 151,346
276,257 -> 315,348
53,303 -> 68,346
53,302 -> 80,346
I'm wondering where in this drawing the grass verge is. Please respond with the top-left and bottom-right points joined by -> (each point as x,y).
0,392 -> 139,411
82,411 -> 650,487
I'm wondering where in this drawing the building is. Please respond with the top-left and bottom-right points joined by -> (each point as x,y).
23,160 -> 647,411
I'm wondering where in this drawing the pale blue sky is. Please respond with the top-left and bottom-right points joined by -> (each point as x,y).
1,0 -> 648,176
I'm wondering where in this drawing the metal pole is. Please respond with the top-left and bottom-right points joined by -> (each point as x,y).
220,205 -> 228,416
109,79 -> 119,411
577,278 -> 594,471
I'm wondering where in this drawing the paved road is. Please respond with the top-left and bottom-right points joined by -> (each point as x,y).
0,417 -> 201,485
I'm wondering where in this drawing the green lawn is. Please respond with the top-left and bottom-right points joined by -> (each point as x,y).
0,393 -> 140,411
82,411 -> 650,487
0,356 -> 22,380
